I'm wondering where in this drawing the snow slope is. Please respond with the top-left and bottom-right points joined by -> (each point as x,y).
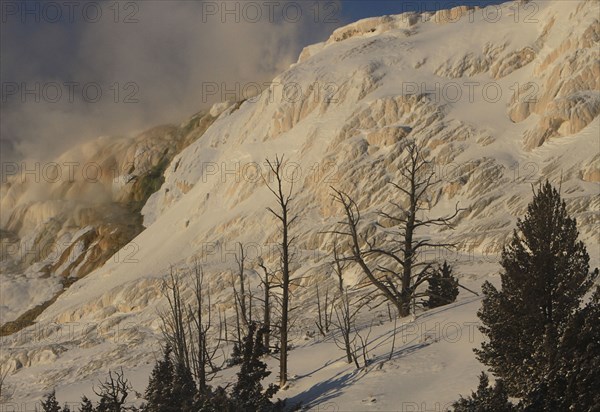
1,0 -> 598,406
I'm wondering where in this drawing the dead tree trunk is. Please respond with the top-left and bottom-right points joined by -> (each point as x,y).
330,241 -> 367,364
315,284 -> 332,336
235,242 -> 249,327
257,257 -> 272,351
232,271 -> 243,348
159,263 -> 224,393
331,142 -> 462,317
160,267 -> 190,370
332,242 -> 353,363
93,368 -> 132,408
264,155 -> 298,388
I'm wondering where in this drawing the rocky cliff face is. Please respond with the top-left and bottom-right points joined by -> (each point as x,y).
1,0 -> 598,402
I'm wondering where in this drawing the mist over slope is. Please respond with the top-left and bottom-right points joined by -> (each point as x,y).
1,0 -> 598,405
0,107 -> 228,328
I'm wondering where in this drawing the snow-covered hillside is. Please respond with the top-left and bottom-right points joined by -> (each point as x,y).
1,0 -> 598,406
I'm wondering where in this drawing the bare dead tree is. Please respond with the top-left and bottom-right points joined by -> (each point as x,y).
331,142 -> 462,317
220,308 -> 229,343
247,277 -> 254,326
159,267 -> 189,369
332,241 -> 353,363
263,154 -> 298,388
263,274 -> 285,354
93,368 -> 132,410
351,321 -> 374,368
332,289 -> 356,365
315,284 -> 333,336
230,242 -> 259,353
187,263 -> 225,394
234,242 -> 249,327
387,303 -> 394,322
159,263 -> 224,394
231,271 -> 243,348
330,241 -> 368,364
257,257 -> 273,351
389,311 -> 398,361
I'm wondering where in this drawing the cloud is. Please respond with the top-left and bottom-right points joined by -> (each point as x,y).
0,0 -> 342,163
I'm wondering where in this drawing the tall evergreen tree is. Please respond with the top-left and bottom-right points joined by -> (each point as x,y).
78,396 -> 94,412
554,285 -> 600,409
227,342 -> 243,367
40,390 -> 61,412
144,345 -> 176,412
231,322 -> 280,411
426,261 -> 459,308
522,285 -> 600,411
453,372 -> 516,412
475,181 -> 598,396
195,386 -> 235,412
171,361 -> 197,412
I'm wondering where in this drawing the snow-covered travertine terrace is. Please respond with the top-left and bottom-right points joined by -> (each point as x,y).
1,0 -> 598,404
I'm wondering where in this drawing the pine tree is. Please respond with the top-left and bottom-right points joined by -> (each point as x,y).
231,322 -> 280,411
475,182 -> 598,396
522,285 -> 600,411
192,386 -> 233,412
79,397 -> 94,412
554,285 -> 600,409
40,390 -> 61,412
95,397 -> 109,412
453,372 -> 516,411
425,261 -> 459,308
227,342 -> 243,367
144,345 -> 176,412
171,361 -> 197,412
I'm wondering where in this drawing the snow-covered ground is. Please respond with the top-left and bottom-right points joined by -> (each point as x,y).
17,261 -> 497,410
